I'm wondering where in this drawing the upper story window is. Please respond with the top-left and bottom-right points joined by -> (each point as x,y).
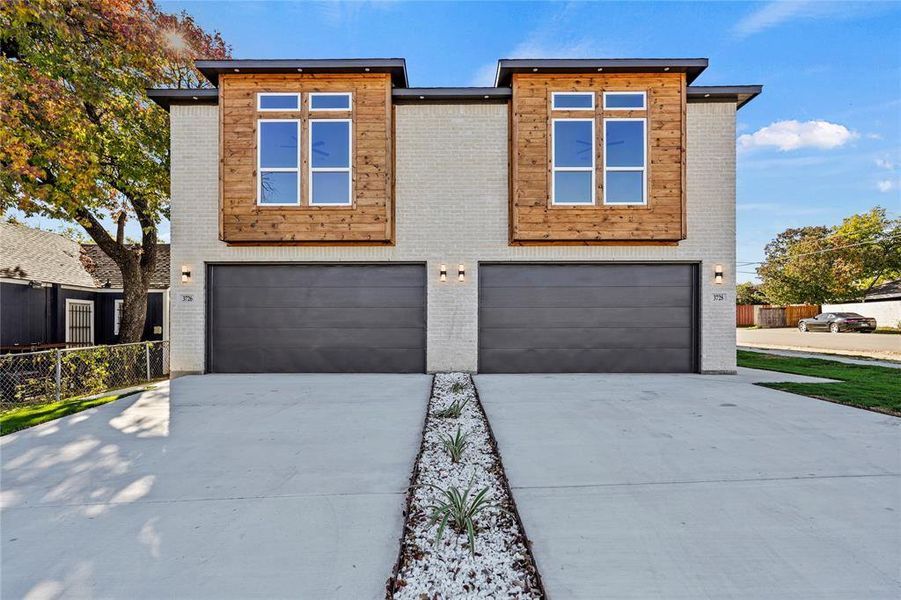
603,118 -> 646,205
257,93 -> 300,111
551,92 -> 594,110
310,119 -> 352,205
258,119 -> 300,205
551,119 -> 595,205
603,92 -> 646,110
309,92 -> 352,111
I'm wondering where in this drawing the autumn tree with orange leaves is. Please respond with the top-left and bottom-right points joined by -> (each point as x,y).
0,1 -> 228,342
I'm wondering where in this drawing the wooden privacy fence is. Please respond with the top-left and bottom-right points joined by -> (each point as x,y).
736,304 -> 755,326
737,304 -> 820,328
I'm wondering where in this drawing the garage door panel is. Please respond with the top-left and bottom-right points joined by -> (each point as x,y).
212,327 -> 424,350
480,326 -> 692,350
481,306 -> 692,328
213,286 -> 425,309
480,285 -> 692,308
212,306 -> 425,329
213,264 -> 425,288
480,264 -> 690,288
480,348 -> 693,373
209,264 -> 425,373
212,347 -> 425,374
479,264 -> 697,373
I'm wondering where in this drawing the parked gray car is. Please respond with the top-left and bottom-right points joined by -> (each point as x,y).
798,312 -> 877,333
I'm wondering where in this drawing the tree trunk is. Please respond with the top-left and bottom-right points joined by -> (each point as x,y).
118,255 -> 149,342
76,207 -> 158,344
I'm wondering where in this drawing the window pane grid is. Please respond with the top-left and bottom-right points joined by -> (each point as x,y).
552,118 -> 595,205
310,119 -> 352,206
603,118 -> 647,205
310,92 -> 352,111
258,119 -> 300,205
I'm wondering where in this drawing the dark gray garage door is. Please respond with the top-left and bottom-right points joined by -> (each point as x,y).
208,264 -> 425,373
479,264 -> 698,373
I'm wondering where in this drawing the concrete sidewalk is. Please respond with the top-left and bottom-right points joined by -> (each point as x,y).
1,374 -> 431,599
476,373 -> 901,599
737,327 -> 901,362
739,345 -> 901,369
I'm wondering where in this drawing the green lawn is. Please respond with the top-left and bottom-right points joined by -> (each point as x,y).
737,350 -> 901,416
0,389 -> 146,436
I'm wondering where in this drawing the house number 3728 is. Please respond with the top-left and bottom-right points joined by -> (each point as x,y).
712,293 -> 727,302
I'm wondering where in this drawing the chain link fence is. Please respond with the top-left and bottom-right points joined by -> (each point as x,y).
0,342 -> 169,408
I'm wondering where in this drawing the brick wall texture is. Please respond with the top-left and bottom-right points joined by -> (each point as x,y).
169,101 -> 736,375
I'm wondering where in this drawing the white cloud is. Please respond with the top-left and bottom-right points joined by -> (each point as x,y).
470,38 -> 598,86
732,1 -> 890,38
738,120 -> 857,151
876,158 -> 896,170
470,2 -> 619,86
877,179 -> 897,193
733,1 -> 812,38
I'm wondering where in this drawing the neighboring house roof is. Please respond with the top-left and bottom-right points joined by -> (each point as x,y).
865,279 -> 901,302
0,222 -> 170,289
80,244 -> 170,289
0,221 -> 97,287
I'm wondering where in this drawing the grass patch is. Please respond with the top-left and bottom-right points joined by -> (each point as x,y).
737,350 -> 901,415
1,389 -> 145,436
873,327 -> 901,335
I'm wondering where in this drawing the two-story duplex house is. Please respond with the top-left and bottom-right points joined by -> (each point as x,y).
149,58 -> 760,376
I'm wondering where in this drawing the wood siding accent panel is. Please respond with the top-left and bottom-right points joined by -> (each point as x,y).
219,73 -> 393,244
510,73 -> 687,244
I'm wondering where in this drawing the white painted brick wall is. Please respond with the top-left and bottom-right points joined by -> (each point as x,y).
170,101 -> 736,375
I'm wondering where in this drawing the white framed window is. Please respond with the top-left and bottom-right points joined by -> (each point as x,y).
551,92 -> 595,111
603,91 -> 647,110
114,299 -> 123,336
309,92 -> 352,111
65,299 -> 94,346
551,118 -> 595,205
309,119 -> 352,206
257,119 -> 301,206
603,118 -> 647,205
257,92 -> 300,112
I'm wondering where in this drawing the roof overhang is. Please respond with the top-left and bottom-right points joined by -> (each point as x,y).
495,58 -> 709,87
392,87 -> 511,103
147,88 -> 218,111
195,59 -> 408,87
687,85 -> 762,109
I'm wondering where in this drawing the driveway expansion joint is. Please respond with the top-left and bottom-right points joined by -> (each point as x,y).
510,471 -> 901,492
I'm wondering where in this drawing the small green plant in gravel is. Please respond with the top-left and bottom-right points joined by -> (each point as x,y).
434,395 -> 470,418
425,478 -> 494,555
450,381 -> 466,393
440,426 -> 469,463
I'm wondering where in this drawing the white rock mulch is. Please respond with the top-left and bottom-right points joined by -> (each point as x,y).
387,372 -> 544,599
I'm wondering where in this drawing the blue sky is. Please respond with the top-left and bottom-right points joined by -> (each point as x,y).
14,1 -> 901,282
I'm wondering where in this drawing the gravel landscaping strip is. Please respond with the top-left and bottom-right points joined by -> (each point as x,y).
387,373 -> 544,599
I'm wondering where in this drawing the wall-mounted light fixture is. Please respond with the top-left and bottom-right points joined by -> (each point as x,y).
457,264 -> 466,282
713,264 -> 724,285
181,265 -> 192,284
439,264 -> 447,283
28,280 -> 43,289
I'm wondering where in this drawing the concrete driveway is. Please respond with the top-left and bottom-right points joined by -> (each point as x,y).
738,327 -> 901,362
477,371 -> 901,599
1,374 -> 430,599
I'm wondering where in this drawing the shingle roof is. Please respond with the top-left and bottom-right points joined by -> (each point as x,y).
80,244 -> 170,289
0,221 -> 97,287
865,279 -> 901,302
0,222 -> 170,289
